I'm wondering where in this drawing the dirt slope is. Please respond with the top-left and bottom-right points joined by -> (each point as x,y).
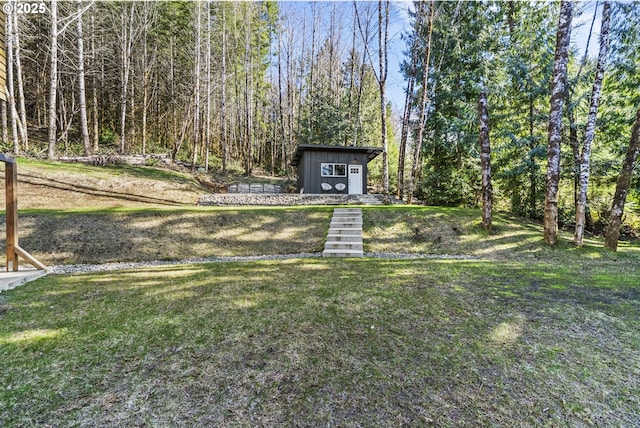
0,159 -> 206,210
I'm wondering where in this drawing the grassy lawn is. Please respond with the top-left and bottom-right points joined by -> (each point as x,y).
1,160 -> 639,425
363,206 -> 640,262
1,258 -> 639,426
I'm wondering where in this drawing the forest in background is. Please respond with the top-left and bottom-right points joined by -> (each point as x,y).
2,1 -> 639,246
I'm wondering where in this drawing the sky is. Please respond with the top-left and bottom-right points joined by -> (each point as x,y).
279,1 -> 604,113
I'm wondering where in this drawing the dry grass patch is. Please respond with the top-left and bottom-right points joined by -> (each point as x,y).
3,207 -> 331,265
0,158 -> 205,209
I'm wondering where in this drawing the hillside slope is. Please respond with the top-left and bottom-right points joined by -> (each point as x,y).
0,158 -> 206,210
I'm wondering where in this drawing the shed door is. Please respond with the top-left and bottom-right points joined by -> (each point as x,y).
348,165 -> 363,194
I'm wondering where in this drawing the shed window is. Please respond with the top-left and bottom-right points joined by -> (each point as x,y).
321,163 -> 346,177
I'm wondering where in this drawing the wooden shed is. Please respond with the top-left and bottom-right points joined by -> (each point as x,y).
291,144 -> 382,194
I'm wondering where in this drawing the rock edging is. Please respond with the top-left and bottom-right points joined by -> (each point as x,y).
197,193 -> 384,206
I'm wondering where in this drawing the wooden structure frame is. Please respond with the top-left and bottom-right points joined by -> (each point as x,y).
1,154 -> 45,271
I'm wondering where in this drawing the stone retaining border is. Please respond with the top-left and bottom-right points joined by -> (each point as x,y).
47,253 -> 478,275
197,193 -> 383,206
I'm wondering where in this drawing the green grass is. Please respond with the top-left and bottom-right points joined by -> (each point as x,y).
363,206 -> 640,263
1,258 -> 639,426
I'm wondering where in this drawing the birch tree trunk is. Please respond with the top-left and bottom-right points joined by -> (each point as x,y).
378,0 -> 390,195
574,1 -> 611,246
397,6 -> 424,200
1,101 -> 7,144
204,1 -> 211,172
47,0 -> 59,159
605,106 -> 640,251
408,1 -> 434,205
91,9 -> 99,152
478,91 -> 492,230
76,0 -> 91,155
6,13 -> 19,154
141,7 -> 149,155
12,11 -> 28,150
543,0 -> 572,245
220,5 -> 228,173
119,4 -> 135,154
243,13 -> 252,176
192,2 -> 201,171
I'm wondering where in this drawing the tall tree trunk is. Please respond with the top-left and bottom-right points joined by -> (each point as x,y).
277,26 -> 288,173
220,5 -> 228,173
397,6 -> 423,199
205,1 -> 211,172
47,0 -> 59,159
347,11 -> 357,146
77,0 -> 91,155
91,9 -> 99,152
574,1 -> 611,246
353,1 -> 371,147
605,106 -> 640,251
378,0 -> 390,195
192,2 -> 201,171
141,8 -> 149,155
543,0 -> 572,245
568,1 -> 598,215
119,4 -> 135,154
12,11 -> 27,150
408,1 -> 435,205
1,101 -> 7,144
6,13 -> 19,154
243,13 -> 252,176
478,91 -> 493,230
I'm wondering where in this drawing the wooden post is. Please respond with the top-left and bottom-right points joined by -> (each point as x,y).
1,154 -> 45,271
5,158 -> 18,271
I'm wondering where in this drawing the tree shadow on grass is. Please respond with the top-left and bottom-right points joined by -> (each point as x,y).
2,258 -> 639,426
1,208 -> 333,266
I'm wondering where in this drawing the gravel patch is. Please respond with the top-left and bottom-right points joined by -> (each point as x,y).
197,193 -> 385,206
46,253 -> 478,275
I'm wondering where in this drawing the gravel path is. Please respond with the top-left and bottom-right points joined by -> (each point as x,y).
47,253 -> 478,275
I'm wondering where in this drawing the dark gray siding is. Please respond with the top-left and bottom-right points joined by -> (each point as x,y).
298,150 -> 369,194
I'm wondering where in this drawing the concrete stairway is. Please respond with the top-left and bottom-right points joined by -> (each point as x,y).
322,208 -> 364,258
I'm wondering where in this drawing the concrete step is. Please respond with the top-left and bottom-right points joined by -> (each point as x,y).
323,207 -> 365,258
334,208 -> 363,213
331,216 -> 362,222
322,248 -> 364,258
326,234 -> 362,242
333,213 -> 362,218
324,241 -> 363,251
329,220 -> 362,229
327,228 -> 361,236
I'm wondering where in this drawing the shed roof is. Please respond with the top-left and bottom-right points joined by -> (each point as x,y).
291,144 -> 383,166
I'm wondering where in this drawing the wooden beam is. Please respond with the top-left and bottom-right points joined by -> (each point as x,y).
16,246 -> 47,271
